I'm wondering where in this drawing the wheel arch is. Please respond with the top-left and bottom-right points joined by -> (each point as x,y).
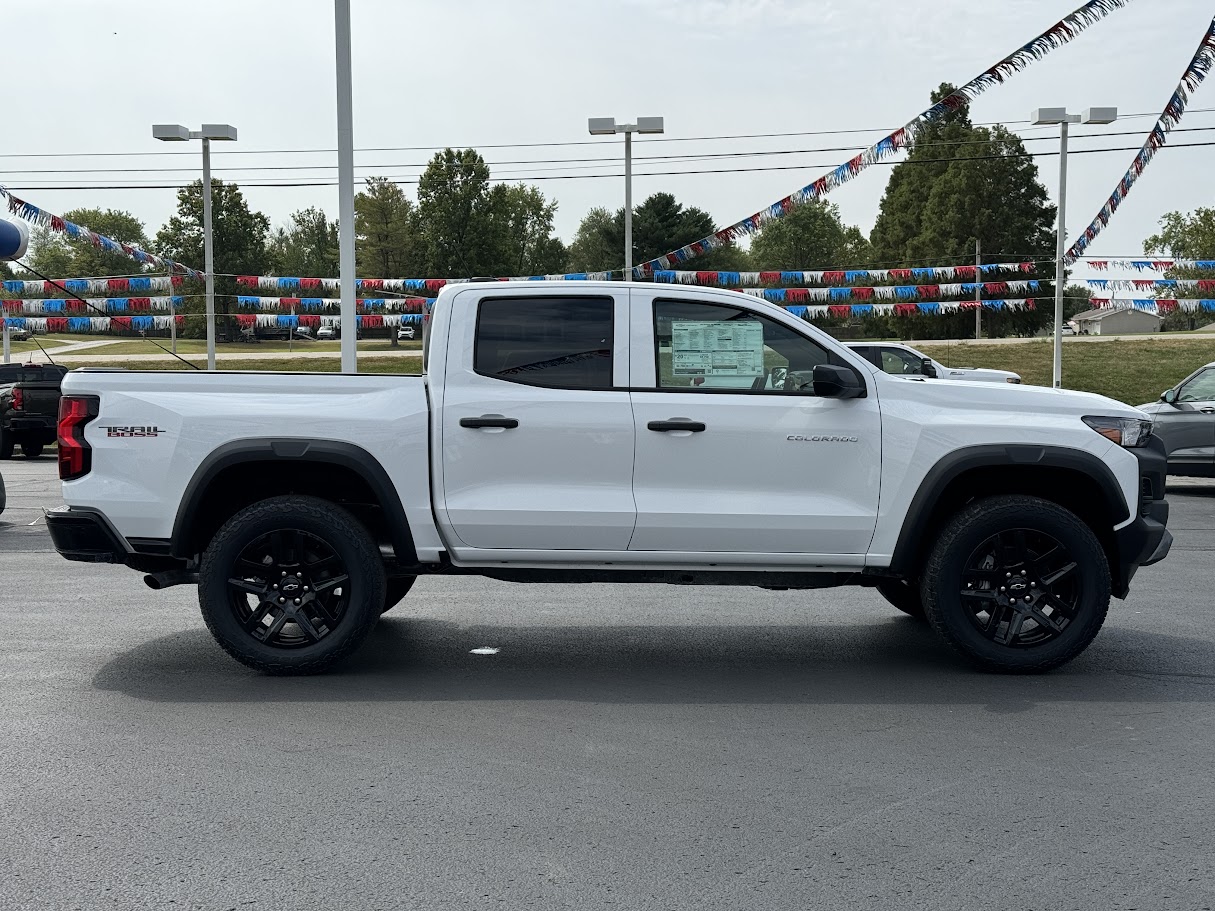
888,445 -> 1130,584
171,438 -> 416,562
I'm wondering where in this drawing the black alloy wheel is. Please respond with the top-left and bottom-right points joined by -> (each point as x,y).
198,495 -> 385,674
227,529 -> 352,649
921,495 -> 1110,673
958,529 -> 1080,648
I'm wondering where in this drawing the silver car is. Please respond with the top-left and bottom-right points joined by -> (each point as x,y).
846,342 -> 1022,384
1139,361 -> 1215,478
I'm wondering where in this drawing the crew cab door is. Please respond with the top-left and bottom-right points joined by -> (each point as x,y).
627,291 -> 882,557
1156,366 -> 1215,474
436,288 -> 635,551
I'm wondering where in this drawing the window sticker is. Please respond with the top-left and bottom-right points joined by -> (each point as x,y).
670,321 -> 765,378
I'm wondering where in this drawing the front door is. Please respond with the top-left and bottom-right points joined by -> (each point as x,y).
1157,366 -> 1215,475
438,290 -> 636,551
628,292 -> 882,557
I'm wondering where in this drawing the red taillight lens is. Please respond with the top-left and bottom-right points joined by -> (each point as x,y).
58,395 -> 99,481
11,388 -> 22,410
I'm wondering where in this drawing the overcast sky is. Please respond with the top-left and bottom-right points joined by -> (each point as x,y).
4,0 -> 1214,274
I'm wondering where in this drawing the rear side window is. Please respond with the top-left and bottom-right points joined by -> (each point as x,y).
474,296 -> 614,390
0,365 -> 67,384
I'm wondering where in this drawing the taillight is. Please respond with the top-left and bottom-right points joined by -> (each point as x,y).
58,395 -> 99,481
11,388 -> 22,410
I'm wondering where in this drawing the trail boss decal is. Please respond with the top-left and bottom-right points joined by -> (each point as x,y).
787,434 -> 859,443
99,425 -> 164,438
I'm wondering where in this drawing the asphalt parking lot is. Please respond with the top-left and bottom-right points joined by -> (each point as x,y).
2,456 -> 1213,911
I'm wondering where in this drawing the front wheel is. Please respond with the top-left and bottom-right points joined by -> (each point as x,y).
921,496 -> 1110,674
198,495 -> 386,675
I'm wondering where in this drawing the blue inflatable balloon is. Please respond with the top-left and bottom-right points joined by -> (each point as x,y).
0,219 -> 30,262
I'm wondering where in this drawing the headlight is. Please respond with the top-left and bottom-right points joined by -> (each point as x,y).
1082,415 -> 1153,447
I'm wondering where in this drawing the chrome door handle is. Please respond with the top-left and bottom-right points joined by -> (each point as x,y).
1200,407 -> 1215,414
647,419 -> 706,433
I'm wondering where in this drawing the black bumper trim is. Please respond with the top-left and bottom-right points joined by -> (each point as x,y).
1111,437 -> 1172,597
46,508 -> 186,572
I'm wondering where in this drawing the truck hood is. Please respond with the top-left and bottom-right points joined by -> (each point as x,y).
879,374 -> 1148,420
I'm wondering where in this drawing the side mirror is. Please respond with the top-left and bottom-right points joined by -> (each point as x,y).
921,357 -> 938,378
813,364 -> 866,399
1161,389 -> 1177,405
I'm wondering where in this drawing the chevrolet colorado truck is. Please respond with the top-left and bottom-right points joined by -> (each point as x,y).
1,362 -> 67,459
45,282 -> 1172,675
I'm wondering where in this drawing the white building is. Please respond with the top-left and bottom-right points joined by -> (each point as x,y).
1071,307 -> 1162,336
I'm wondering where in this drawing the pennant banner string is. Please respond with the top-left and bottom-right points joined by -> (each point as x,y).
628,0 -> 1136,278
0,186 -> 205,280
1065,16 -> 1215,263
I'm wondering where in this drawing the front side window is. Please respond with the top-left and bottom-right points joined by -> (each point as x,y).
1178,368 -> 1215,403
474,296 -> 614,389
653,299 -> 838,394
878,347 -> 926,376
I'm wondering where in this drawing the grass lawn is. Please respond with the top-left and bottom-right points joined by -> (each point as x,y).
919,337 -> 1215,405
6,336 -> 72,353
112,356 -> 424,374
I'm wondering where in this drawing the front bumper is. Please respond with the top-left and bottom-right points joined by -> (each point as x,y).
1112,435 -> 1173,597
45,507 -> 182,572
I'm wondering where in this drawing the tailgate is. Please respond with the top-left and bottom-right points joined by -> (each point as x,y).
18,384 -> 61,416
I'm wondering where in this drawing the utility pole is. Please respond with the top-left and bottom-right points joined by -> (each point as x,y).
975,239 -> 982,340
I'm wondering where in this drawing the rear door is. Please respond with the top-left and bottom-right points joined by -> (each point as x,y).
628,290 -> 882,557
436,288 -> 636,552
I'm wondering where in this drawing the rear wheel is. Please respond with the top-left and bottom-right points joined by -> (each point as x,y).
21,443 -> 43,459
0,429 -> 12,460
381,576 -> 416,614
921,496 -> 1110,673
198,495 -> 385,675
876,579 -> 925,619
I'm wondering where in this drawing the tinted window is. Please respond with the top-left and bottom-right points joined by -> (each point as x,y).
475,296 -> 613,389
653,299 -> 837,394
0,365 -> 67,384
1178,368 -> 1215,403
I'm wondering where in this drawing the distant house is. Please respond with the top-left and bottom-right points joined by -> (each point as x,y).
1071,307 -> 1161,336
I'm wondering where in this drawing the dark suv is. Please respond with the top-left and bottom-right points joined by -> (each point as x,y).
0,363 -> 68,459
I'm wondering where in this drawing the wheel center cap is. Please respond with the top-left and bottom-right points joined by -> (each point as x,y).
281,578 -> 302,593
1008,579 -> 1028,593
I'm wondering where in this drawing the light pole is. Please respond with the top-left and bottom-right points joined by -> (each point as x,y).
334,0 -> 357,374
588,117 -> 665,278
1031,107 -> 1117,388
153,123 -> 238,371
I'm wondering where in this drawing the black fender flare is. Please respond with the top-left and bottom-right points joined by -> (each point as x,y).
170,438 -> 416,561
887,444 -> 1130,577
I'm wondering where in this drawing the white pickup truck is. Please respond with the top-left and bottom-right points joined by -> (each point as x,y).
46,282 -> 1172,675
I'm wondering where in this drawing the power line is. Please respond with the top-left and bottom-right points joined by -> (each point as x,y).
2,108 -> 1213,161
6,125 -> 1215,177
7,139 -> 1214,192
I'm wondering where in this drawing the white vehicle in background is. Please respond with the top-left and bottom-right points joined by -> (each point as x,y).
847,342 -> 1022,384
47,282 -> 1169,677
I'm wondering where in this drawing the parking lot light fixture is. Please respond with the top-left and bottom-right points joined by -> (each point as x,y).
587,116 -> 665,277
1031,106 -> 1118,388
153,123 -> 238,371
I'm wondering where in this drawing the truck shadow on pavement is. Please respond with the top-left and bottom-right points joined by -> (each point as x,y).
92,614 -> 1215,709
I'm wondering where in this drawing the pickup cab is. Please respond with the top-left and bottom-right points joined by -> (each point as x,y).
1,362 -> 67,459
45,282 -> 1172,675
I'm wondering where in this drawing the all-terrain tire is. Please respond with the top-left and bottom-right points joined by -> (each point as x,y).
381,576 -> 416,614
198,495 -> 386,675
921,495 -> 1110,674
0,429 -> 13,460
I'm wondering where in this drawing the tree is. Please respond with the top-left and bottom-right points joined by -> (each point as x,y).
268,207 -> 339,277
416,149 -> 500,277
869,85 -> 1057,338
354,178 -> 420,278
566,191 -> 748,273
23,208 -> 150,278
1145,207 -> 1215,331
749,199 -> 871,268
155,180 -> 271,338
155,179 -> 270,277
488,184 -> 567,276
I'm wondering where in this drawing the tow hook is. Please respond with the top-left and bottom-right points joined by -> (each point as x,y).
143,570 -> 199,590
